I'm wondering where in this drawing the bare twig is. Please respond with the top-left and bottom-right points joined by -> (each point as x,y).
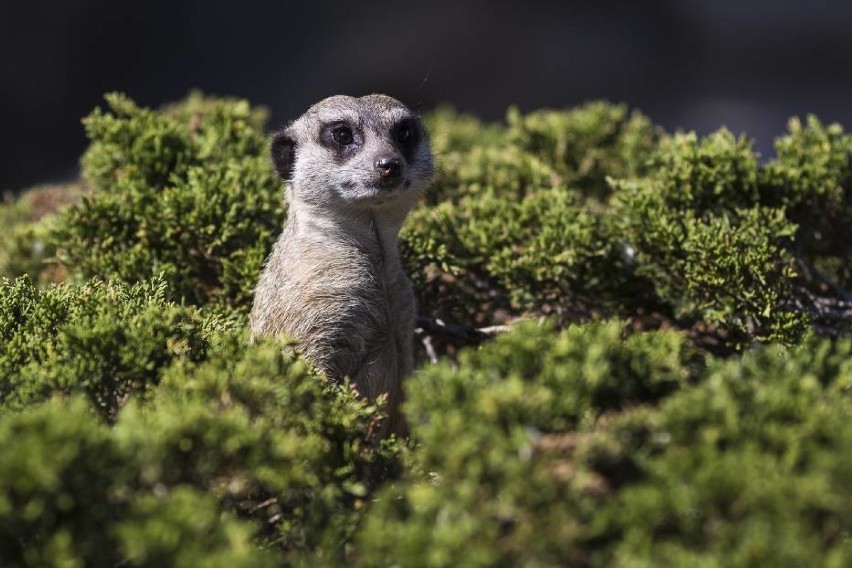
416,316 -> 512,343
786,244 -> 852,337
808,294 -> 852,311
249,497 -> 279,513
415,316 -> 515,363
796,289 -> 852,321
785,286 -> 852,338
793,247 -> 852,303
420,333 -> 439,364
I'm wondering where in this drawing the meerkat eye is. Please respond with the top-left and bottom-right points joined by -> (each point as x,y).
397,124 -> 411,144
332,126 -> 354,145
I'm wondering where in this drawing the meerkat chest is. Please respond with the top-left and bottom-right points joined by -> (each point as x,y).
310,249 -> 413,327
374,264 -> 415,317
355,259 -> 413,319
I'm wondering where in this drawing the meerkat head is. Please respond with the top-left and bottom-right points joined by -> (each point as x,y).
270,94 -> 433,212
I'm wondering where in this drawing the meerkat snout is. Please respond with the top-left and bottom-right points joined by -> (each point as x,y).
375,156 -> 401,182
251,94 -> 433,437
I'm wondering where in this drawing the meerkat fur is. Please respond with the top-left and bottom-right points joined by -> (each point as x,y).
250,94 -> 433,434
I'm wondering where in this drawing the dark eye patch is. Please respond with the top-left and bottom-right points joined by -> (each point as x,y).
394,118 -> 421,161
396,122 -> 411,144
321,121 -> 352,147
333,125 -> 354,145
320,121 -> 360,161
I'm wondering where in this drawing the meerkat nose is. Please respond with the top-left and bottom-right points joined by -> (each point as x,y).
375,157 -> 402,179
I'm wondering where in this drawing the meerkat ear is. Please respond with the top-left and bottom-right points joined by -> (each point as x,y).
270,128 -> 297,181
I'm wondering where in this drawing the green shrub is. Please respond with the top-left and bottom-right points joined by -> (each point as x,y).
598,334 -> 852,566
0,185 -> 79,282
761,115 -> 852,289
404,102 -> 660,327
402,190 -> 628,326
0,276 -> 211,419
506,101 -> 660,199
50,93 -> 283,307
0,195 -> 41,280
406,124 -> 812,347
423,101 -> 659,206
608,131 -> 807,346
0,397 -> 275,567
0,278 -> 401,565
140,333 -> 402,562
359,325 -> 852,567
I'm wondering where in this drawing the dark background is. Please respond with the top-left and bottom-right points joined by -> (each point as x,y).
3,0 -> 852,191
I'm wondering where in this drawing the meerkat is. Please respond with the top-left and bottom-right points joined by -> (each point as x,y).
250,94 -> 433,435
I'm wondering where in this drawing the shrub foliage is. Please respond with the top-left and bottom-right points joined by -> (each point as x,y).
49,92 -> 283,307
1,93 -> 851,565
359,324 -> 852,567
0,277 -> 400,566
